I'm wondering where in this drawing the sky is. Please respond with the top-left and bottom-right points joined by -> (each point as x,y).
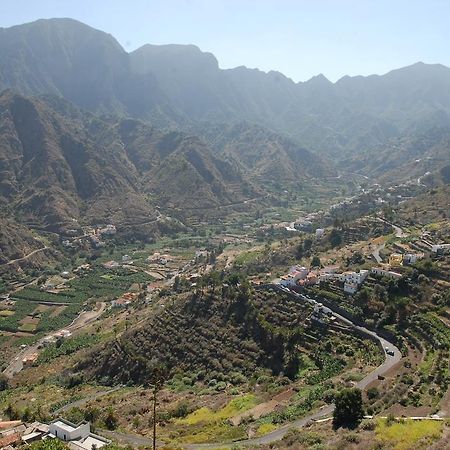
1,0 -> 449,82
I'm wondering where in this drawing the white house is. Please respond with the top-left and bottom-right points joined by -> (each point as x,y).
99,224 -> 117,236
318,272 -> 334,283
344,282 -> 358,294
403,253 -> 423,265
431,244 -> 450,254
111,298 -> 131,308
49,419 -> 109,449
289,266 -> 309,279
315,228 -> 325,238
337,270 -> 369,285
49,420 -> 90,442
371,267 -> 402,279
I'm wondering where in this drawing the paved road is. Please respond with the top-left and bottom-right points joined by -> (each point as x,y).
53,386 -> 121,414
372,242 -> 385,263
184,286 -> 402,449
2,302 -> 106,378
101,429 -> 163,447
378,218 -> 408,239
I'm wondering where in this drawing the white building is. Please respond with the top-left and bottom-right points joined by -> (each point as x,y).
337,270 -> 369,285
403,253 -> 423,265
122,254 -> 132,263
344,282 -> 358,294
49,420 -> 90,442
318,272 -> 334,283
98,224 -> 117,236
315,228 -> 325,238
289,266 -> 309,280
371,267 -> 402,279
49,419 -> 109,449
431,244 -> 450,254
280,266 -> 310,287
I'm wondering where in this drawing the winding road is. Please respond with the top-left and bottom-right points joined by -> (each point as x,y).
184,285 -> 402,449
2,246 -> 50,266
2,302 -> 106,378
378,218 -> 408,239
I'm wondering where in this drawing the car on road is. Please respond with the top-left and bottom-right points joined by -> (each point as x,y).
385,347 -> 395,356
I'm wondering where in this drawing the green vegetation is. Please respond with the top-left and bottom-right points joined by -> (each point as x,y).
376,418 -> 443,450
37,334 -> 100,364
333,388 -> 364,429
1,267 -> 153,334
29,440 -> 69,450
178,394 -> 257,425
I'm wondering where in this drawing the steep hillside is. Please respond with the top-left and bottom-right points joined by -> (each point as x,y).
343,127 -> 450,184
0,90 -> 153,232
0,92 -> 271,236
2,19 -> 450,171
394,184 -> 450,225
0,217 -> 54,266
79,283 -> 315,385
118,119 -> 259,214
194,122 -> 333,185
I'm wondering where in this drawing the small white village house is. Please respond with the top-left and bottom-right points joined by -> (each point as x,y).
371,267 -> 402,279
315,228 -> 325,238
49,419 -> 110,449
344,281 -> 359,294
431,244 -> 450,254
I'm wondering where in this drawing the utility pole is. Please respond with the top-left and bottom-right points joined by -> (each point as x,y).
152,382 -> 157,450
147,362 -> 166,450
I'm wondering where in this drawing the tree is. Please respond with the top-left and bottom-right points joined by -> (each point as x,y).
0,374 -> 9,391
84,406 -> 101,423
311,256 -> 321,268
4,403 -> 19,420
333,388 -> 364,428
104,408 -> 118,430
329,229 -> 342,248
303,238 -> 313,252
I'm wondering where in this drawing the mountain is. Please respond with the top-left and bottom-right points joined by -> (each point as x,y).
343,126 -> 450,185
0,217 -> 55,266
0,90 -> 154,233
2,19 -> 450,172
192,122 -> 333,185
0,91 -> 266,235
117,118 -> 259,217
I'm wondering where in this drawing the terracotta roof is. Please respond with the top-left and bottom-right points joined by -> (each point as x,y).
0,433 -> 21,447
0,421 -> 22,430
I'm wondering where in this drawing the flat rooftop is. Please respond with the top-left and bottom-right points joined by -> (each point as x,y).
52,421 -> 78,433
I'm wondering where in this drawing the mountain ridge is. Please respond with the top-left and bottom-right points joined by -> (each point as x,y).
2,18 -> 450,163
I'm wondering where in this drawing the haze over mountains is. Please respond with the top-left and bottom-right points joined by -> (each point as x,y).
0,17 -> 450,249
2,18 -> 450,156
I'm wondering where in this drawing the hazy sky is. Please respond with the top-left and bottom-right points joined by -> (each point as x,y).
1,0 -> 449,82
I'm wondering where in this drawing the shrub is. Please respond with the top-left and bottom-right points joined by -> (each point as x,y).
367,387 -> 379,400
0,374 -> 8,391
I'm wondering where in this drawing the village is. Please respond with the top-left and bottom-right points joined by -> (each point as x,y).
277,220 -> 450,299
